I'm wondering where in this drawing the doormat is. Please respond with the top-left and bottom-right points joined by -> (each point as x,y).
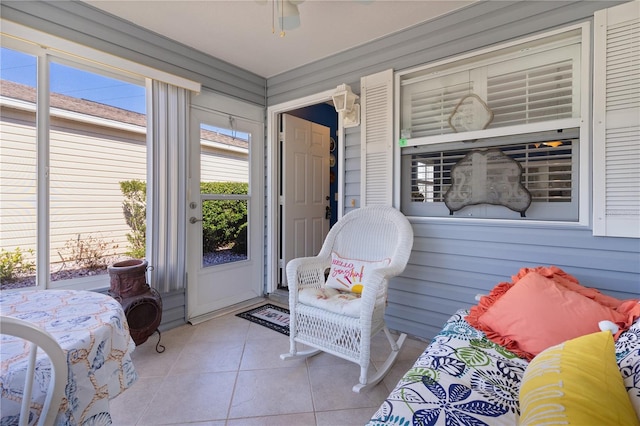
236,303 -> 289,336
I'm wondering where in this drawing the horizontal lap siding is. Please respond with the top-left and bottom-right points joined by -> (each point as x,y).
201,149 -> 249,183
387,222 -> 640,339
1,107 -> 147,265
1,111 -> 37,250
49,117 -> 146,264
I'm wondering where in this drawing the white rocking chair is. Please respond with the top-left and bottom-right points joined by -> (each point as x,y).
280,205 -> 414,392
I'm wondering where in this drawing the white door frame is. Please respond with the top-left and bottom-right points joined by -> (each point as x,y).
266,89 -> 345,293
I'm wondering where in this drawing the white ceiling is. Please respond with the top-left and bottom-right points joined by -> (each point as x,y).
85,0 -> 475,78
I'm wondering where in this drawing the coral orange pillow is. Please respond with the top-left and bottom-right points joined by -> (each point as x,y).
466,267 -> 640,361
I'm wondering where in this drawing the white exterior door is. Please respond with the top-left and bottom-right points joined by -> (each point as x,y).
187,105 -> 263,322
281,114 -> 330,287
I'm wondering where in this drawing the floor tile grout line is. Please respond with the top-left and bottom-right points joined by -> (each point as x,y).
224,334 -> 248,424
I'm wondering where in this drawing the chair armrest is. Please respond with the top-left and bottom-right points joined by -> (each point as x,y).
359,268 -> 391,314
286,256 -> 330,293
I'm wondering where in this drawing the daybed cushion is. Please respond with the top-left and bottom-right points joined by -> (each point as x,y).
466,266 -> 640,360
368,309 -> 529,425
519,330 -> 639,426
325,251 -> 390,294
368,309 -> 640,426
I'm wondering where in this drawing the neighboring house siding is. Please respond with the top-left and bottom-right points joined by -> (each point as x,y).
1,108 -> 37,252
201,149 -> 249,183
1,105 -> 146,265
1,101 -> 248,270
49,115 -> 147,261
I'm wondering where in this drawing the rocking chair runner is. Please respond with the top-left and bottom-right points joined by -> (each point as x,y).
280,205 -> 414,392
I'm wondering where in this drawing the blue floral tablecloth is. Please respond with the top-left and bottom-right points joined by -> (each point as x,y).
1,289 -> 138,425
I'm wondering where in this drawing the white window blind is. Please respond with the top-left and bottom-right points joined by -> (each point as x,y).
400,30 -> 582,145
487,59 -> 575,127
361,69 -> 394,207
593,1 -> 640,238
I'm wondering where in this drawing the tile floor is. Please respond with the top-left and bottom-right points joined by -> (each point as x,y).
109,300 -> 428,426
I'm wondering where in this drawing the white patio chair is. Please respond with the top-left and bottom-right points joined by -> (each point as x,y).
1,316 -> 68,426
280,205 -> 414,392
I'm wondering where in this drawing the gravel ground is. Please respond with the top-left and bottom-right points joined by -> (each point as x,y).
1,249 -> 247,290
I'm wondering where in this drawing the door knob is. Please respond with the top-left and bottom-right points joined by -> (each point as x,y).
189,217 -> 202,224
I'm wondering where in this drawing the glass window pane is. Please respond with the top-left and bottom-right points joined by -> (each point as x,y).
0,47 -> 38,289
49,60 -> 146,283
201,199 -> 248,267
402,133 -> 578,221
199,123 -> 249,267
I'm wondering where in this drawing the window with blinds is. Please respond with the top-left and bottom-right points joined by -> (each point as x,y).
400,29 -> 582,144
398,24 -> 587,221
401,130 -> 580,221
487,59 -> 575,127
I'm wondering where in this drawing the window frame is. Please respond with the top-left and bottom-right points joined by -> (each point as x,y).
393,22 -> 591,227
1,20 -> 199,290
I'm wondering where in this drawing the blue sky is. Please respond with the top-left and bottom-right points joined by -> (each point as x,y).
1,47 -> 249,139
1,47 -> 146,114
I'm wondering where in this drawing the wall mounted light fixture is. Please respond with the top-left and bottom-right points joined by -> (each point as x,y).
332,84 -> 360,128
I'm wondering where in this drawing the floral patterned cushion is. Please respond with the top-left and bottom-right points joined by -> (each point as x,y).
367,308 -> 640,425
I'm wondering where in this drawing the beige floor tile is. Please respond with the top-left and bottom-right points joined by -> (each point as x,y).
130,325 -> 193,378
226,412 -> 316,426
110,376 -> 164,425
190,314 -> 251,343
171,338 -> 245,374
137,371 -> 237,425
316,407 -> 379,426
308,363 -> 390,412
109,303 -> 428,425
228,366 -> 314,418
241,334 -> 304,370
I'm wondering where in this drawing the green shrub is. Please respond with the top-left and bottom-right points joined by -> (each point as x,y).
232,222 -> 248,254
120,180 -> 147,258
0,247 -> 35,283
201,182 -> 248,252
118,180 -> 248,255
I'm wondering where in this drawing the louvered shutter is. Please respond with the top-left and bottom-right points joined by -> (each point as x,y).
593,1 -> 640,238
361,69 -> 393,206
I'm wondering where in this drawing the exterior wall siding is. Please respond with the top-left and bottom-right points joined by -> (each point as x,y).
266,0 -> 639,339
389,222 -> 640,338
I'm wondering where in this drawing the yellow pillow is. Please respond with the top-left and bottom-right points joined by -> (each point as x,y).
519,331 -> 639,426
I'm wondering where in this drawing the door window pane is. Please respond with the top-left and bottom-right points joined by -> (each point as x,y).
0,47 -> 38,289
200,124 -> 249,267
